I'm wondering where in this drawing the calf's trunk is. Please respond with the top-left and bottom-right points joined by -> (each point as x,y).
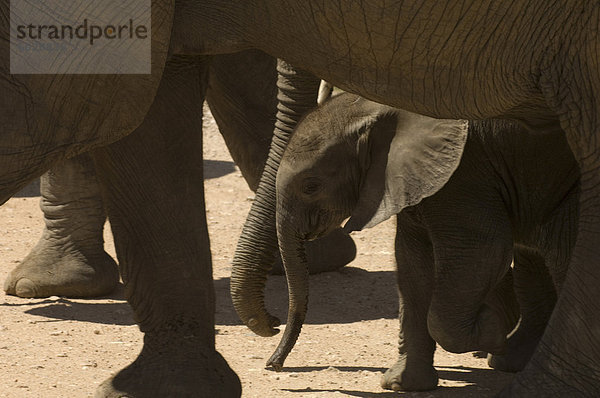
266,217 -> 309,371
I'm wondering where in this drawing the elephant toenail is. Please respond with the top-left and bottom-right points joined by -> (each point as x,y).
391,382 -> 401,391
269,315 -> 281,328
15,278 -> 38,298
2,277 -> 12,293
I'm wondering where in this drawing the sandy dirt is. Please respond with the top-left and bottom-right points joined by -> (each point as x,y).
0,106 -> 513,397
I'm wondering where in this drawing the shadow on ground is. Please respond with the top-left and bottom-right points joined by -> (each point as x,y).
215,266 -> 398,326
1,283 -> 135,325
203,159 -> 237,180
22,300 -> 134,325
6,270 -> 515,396
9,266 -> 396,326
281,366 -> 513,397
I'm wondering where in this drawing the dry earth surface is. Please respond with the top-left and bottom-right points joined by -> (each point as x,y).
0,106 -> 513,397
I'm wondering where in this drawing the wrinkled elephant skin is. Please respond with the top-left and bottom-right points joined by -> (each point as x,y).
1,1 -> 599,396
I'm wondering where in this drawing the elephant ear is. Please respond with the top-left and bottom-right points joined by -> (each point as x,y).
345,108 -> 468,231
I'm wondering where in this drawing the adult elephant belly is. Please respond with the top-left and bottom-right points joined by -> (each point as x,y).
248,1 -> 551,124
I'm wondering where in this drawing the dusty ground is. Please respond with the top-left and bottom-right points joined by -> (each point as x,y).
0,106 -> 513,397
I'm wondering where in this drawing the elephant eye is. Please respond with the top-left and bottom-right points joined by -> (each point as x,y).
302,177 -> 322,196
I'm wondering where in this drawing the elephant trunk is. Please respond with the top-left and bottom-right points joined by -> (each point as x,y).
266,211 -> 309,370
230,60 -> 320,337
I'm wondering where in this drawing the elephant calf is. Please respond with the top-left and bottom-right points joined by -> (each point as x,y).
263,93 -> 576,391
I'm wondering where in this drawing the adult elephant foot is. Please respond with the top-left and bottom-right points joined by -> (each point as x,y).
95,334 -> 241,398
270,228 -> 356,275
3,238 -> 119,298
4,154 -> 118,298
381,356 -> 438,392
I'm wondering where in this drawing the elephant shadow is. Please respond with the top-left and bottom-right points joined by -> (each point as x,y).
5,283 -> 135,326
11,266 -> 396,326
215,266 -> 398,326
280,366 -> 513,397
203,159 -> 237,180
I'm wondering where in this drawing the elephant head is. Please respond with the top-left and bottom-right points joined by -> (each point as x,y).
262,93 -> 468,368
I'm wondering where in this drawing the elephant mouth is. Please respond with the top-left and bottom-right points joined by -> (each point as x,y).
303,229 -> 322,241
304,223 -> 331,241
305,222 -> 344,241
302,209 -> 349,241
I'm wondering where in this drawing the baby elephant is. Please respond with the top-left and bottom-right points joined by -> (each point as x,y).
268,93 -> 577,391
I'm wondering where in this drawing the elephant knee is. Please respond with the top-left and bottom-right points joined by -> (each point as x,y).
427,305 -> 507,354
427,311 -> 472,353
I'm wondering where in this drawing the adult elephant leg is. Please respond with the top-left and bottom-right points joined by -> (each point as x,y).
208,52 -> 355,275
489,247 -> 556,373
230,60 -> 321,336
505,146 -> 600,394
503,36 -> 600,397
206,50 -> 278,192
93,55 -> 240,398
3,155 -> 118,298
382,211 -> 437,391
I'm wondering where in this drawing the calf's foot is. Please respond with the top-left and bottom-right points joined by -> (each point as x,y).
381,356 -> 438,392
95,333 -> 241,398
3,238 -> 119,298
487,323 -> 542,373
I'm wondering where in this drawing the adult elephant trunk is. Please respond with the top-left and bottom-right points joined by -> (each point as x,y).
230,60 -> 320,337
266,212 -> 309,370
